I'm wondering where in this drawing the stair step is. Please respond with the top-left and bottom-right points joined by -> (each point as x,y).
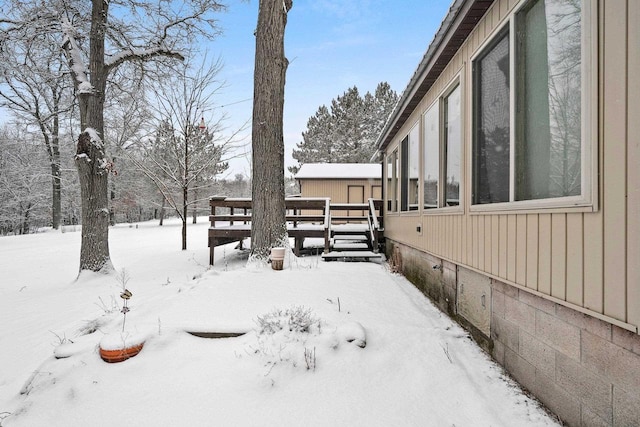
333,235 -> 368,241
331,225 -> 370,233
333,243 -> 369,250
322,251 -> 382,262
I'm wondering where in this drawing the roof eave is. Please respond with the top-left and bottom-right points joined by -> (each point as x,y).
375,0 -> 495,154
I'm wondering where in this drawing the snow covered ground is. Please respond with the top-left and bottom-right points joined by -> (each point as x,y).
0,218 -> 559,426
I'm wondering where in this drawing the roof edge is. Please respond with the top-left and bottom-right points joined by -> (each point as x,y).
374,0 -> 495,154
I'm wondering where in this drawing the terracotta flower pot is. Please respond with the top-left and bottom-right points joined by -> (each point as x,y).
99,332 -> 146,363
99,342 -> 144,363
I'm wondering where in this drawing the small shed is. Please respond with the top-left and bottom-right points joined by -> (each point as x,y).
294,163 -> 382,204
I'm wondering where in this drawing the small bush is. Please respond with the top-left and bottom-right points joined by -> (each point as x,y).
256,306 -> 319,335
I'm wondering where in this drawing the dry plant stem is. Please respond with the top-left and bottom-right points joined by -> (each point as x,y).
441,343 -> 452,363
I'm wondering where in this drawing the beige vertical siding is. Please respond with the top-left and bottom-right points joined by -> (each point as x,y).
602,0 -> 627,322
383,0 -> 639,332
566,213 -> 583,306
499,215 -> 508,278
515,215 -> 527,285
525,214 -> 538,291
628,0 -> 640,328
491,216 -> 499,275
551,214 -> 566,301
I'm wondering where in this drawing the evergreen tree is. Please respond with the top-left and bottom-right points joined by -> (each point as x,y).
290,82 -> 398,173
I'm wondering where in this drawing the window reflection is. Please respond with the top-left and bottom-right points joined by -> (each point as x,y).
444,85 -> 461,206
473,31 -> 510,204
516,0 -> 582,200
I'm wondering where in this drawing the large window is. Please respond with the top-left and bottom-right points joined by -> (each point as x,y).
473,30 -> 510,204
386,149 -> 398,212
423,103 -> 439,209
444,85 -> 462,206
515,0 -> 582,200
423,81 -> 462,210
473,0 -> 587,206
402,124 -> 420,211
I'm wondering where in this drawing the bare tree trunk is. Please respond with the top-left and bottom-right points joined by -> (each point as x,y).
76,131 -> 111,272
51,113 -> 62,230
21,203 -> 31,235
182,124 -> 189,250
192,183 -> 198,224
158,195 -> 167,227
109,157 -> 116,226
250,0 -> 292,258
182,186 -> 188,250
51,160 -> 61,229
159,195 -> 166,226
41,114 -> 63,230
73,0 -> 112,273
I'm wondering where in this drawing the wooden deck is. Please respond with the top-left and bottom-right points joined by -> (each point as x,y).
208,197 -> 383,265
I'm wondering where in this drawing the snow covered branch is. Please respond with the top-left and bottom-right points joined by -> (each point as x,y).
105,47 -> 185,74
60,15 -> 92,94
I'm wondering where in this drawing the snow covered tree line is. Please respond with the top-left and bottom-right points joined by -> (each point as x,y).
0,112 -> 246,237
0,124 -> 77,235
289,82 -> 398,174
0,1 -> 241,260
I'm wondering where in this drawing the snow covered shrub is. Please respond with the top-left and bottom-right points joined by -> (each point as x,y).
256,306 -> 319,335
247,307 -> 366,379
249,307 -> 322,376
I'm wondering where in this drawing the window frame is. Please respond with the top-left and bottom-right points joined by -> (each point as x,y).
469,0 -> 597,213
402,122 -> 420,212
422,98 -> 440,210
442,82 -> 463,208
385,148 -> 399,213
422,75 -> 465,215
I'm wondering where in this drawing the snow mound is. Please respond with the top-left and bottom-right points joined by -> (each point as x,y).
335,321 -> 366,348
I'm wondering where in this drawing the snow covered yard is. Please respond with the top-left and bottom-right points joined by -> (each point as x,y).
0,219 -> 559,426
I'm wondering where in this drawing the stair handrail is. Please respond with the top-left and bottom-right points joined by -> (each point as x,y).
367,198 -> 380,252
324,198 -> 331,253
368,198 -> 380,230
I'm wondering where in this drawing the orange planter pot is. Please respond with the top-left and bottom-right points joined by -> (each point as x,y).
99,342 -> 144,363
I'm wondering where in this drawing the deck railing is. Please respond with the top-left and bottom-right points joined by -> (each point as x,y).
208,197 -> 331,264
208,196 -> 384,264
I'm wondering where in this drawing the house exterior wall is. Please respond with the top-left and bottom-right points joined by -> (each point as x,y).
382,0 -> 640,425
298,178 -> 382,203
384,0 -> 639,334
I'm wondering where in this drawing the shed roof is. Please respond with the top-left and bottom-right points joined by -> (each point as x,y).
295,163 -> 381,180
375,0 -> 495,153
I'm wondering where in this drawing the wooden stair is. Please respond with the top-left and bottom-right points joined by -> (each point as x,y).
321,250 -> 382,262
322,223 -> 382,263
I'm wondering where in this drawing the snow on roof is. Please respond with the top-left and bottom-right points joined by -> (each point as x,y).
295,163 -> 381,180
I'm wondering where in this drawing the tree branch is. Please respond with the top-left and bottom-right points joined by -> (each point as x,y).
105,47 -> 185,74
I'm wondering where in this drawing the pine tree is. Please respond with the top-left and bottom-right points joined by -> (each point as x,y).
289,82 -> 398,173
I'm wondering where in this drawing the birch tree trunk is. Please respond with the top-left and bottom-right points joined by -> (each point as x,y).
251,0 -> 292,258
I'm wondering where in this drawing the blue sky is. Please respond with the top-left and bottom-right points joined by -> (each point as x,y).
0,0 -> 453,177
210,0 -> 453,176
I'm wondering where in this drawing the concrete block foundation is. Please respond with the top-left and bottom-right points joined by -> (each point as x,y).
386,240 -> 640,426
